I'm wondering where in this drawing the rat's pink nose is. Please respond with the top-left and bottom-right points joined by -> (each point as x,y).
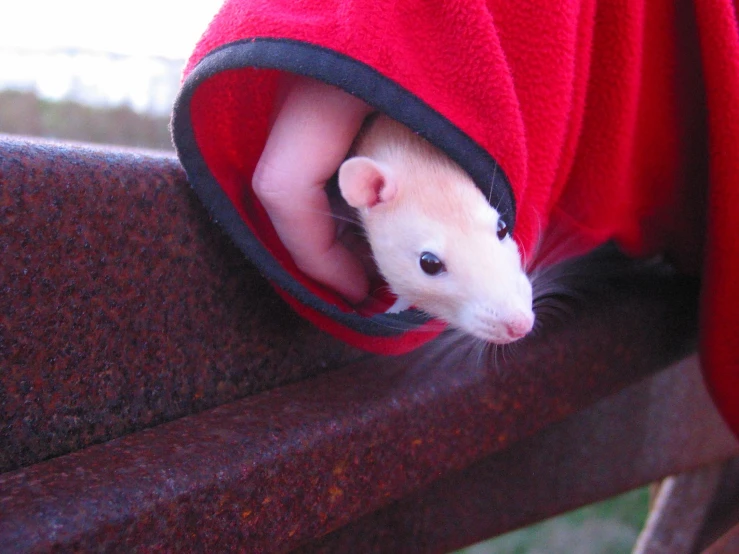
505,312 -> 535,339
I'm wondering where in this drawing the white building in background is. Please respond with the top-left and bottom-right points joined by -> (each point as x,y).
0,47 -> 185,116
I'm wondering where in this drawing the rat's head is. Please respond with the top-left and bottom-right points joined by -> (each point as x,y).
339,155 -> 534,344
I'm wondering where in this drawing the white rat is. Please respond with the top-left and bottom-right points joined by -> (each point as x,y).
338,115 -> 535,344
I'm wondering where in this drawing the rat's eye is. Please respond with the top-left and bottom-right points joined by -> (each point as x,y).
496,219 -> 509,240
420,252 -> 446,275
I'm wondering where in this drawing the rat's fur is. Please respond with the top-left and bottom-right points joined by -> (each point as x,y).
339,115 -> 534,344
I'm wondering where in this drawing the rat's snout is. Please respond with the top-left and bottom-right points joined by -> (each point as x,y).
455,266 -> 535,343
504,310 -> 535,340
457,302 -> 535,344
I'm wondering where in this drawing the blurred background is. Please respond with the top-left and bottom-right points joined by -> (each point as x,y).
0,2 -> 650,552
0,0 -> 223,150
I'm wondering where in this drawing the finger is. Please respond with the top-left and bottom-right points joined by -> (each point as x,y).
253,76 -> 373,303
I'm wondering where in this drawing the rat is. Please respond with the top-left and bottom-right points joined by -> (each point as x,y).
338,114 -> 535,344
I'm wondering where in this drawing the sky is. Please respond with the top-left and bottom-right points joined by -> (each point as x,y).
0,0 -> 224,114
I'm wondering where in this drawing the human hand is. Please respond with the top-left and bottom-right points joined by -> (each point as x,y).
252,75 -> 373,304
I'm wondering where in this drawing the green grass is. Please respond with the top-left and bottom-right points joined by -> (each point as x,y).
454,487 -> 649,554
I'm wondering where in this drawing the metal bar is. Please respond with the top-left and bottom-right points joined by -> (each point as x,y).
0,137 -> 365,473
695,458 -> 739,552
1,137 -> 730,552
0,311 -> 708,553
297,358 -> 739,554
632,462 -> 723,554
703,524 -> 739,554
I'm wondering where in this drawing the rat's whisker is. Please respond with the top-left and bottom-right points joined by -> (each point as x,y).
518,210 -> 544,271
527,227 -> 595,272
475,339 -> 487,370
492,344 -> 501,373
489,161 -> 499,206
290,205 -> 362,226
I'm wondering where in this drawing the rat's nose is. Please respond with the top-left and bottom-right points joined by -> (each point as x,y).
505,311 -> 535,339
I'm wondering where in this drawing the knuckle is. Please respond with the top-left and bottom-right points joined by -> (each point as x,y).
251,159 -> 293,204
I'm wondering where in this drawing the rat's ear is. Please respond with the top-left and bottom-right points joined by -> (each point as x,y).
338,157 -> 396,209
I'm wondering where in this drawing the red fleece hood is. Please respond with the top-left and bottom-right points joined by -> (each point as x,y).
172,0 -> 739,437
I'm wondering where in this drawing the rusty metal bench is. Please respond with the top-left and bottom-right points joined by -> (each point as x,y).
1,136 -> 737,552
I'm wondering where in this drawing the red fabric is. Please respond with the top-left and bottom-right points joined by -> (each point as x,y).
694,0 -> 739,437
177,0 -> 739,434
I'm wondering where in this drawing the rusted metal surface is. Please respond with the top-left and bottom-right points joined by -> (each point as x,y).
1,136 -> 733,552
703,524 -> 739,554
2,355 -> 735,553
1,265 -> 709,550
630,456 -> 739,554
297,357 -> 739,554
0,136 -> 365,473
630,463 -> 722,554
696,458 -> 739,552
